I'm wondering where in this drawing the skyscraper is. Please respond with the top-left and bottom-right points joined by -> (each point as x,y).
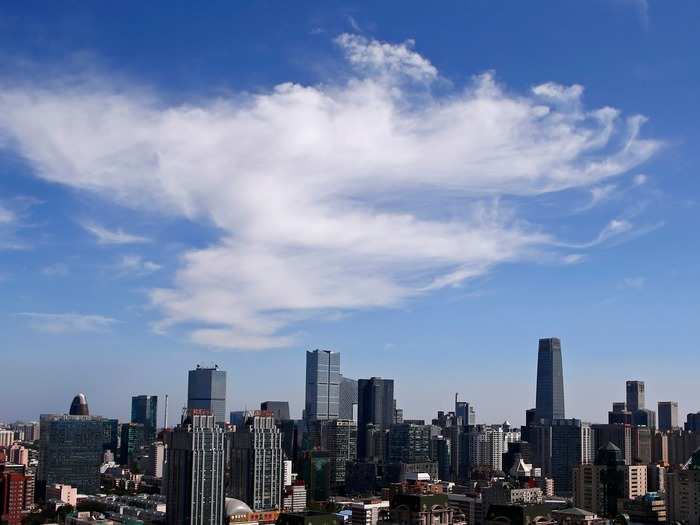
131,395 -> 158,439
339,377 -> 358,421
38,414 -> 106,494
550,418 -> 593,497
228,411 -> 283,510
658,401 -> 679,432
535,338 -> 565,422
357,377 -> 394,460
260,401 -> 290,422
626,381 -> 645,413
187,365 -> 227,424
305,350 -> 340,421
455,398 -> 476,427
164,410 -> 226,525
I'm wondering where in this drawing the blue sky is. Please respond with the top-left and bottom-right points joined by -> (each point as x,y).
1,1 -> 699,426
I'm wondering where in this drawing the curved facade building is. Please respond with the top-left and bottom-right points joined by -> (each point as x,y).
69,393 -> 89,416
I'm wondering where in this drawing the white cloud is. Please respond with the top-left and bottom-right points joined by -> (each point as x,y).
81,222 -> 149,245
118,255 -> 161,274
0,205 -> 15,224
17,312 -> 117,333
0,35 -> 660,350
633,173 -> 648,185
335,33 -> 438,81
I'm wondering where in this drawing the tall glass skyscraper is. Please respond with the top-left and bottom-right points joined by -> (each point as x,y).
357,377 -> 394,460
187,366 -> 227,424
131,395 -> 158,438
305,350 -> 340,421
535,337 -> 565,422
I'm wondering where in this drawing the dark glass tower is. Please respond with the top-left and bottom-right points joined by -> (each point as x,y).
131,395 -> 158,438
357,377 -> 394,460
535,337 -> 565,422
187,365 -> 227,424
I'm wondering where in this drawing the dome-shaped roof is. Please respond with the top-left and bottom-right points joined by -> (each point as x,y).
225,498 -> 252,516
69,393 -> 89,416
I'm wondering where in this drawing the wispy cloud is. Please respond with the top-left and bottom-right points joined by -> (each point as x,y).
16,312 -> 118,333
0,205 -> 15,225
0,34 -> 660,350
118,255 -> 161,274
81,222 -> 149,245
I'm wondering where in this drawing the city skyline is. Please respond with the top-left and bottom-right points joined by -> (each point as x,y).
1,2 -> 700,425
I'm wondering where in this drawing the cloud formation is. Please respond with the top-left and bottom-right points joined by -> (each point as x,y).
81,222 -> 150,245
17,312 -> 118,333
0,34 -> 659,349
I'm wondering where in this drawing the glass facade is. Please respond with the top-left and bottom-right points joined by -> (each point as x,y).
187,366 -> 227,424
305,350 -> 340,421
535,338 -> 565,422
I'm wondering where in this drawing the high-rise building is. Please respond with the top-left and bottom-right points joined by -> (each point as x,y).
466,424 -> 520,473
164,410 -> 226,525
260,401 -> 290,422
592,423 -> 632,465
573,442 -> 646,518
228,411 -> 283,511
69,393 -> 89,416
455,398 -> 476,428
666,448 -> 700,524
686,412 -> 700,432
38,414 -> 106,495
357,377 -> 394,460
0,467 -> 25,525
535,338 -> 565,422
148,441 -> 166,478
131,395 -> 158,439
340,377 -> 358,421
658,401 -> 679,432
120,422 -> 147,467
305,350 -> 341,421
388,423 -> 432,465
549,419 -> 592,496
626,381 -> 645,413
325,419 -> 357,489
187,365 -> 227,424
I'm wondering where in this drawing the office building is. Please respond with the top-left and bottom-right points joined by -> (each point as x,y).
305,350 -> 341,421
46,483 -> 78,507
260,401 -> 290,422
148,442 -> 166,478
618,493 -> 667,524
593,424 -> 632,465
535,338 -> 565,422
631,426 -> 653,465
326,419 -> 357,489
120,422 -> 147,467
164,410 -> 226,525
283,481 -> 307,513
666,447 -> 700,524
187,365 -> 227,424
300,450 -> 332,503
388,422 -> 432,465
686,412 -> 700,432
658,401 -> 679,432
69,393 -> 90,416
229,411 -> 283,510
340,377 -> 358,421
38,414 -> 107,494
0,430 -> 13,448
550,419 -> 592,496
467,424 -> 520,473
131,395 -> 158,439
455,400 -> 476,428
626,381 -> 645,413
357,377 -> 394,460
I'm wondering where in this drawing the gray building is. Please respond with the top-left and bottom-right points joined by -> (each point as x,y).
455,400 -> 476,428
229,412 -> 283,511
535,338 -> 565,422
339,377 -> 358,421
357,377 -> 394,460
187,365 -> 227,424
131,395 -> 158,439
626,381 -> 645,413
305,350 -> 340,421
388,422 -> 432,464
164,411 -> 226,525
658,401 -> 679,432
39,414 -> 107,495
260,401 -> 290,422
